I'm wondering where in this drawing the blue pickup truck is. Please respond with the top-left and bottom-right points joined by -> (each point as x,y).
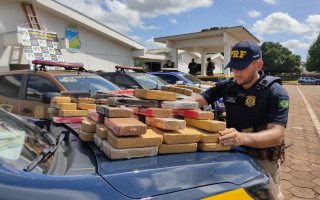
298,77 -> 320,85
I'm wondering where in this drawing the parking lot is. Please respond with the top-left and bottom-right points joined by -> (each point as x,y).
281,85 -> 320,199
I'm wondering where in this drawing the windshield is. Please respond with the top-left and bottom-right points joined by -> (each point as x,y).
55,75 -> 121,95
180,74 -> 201,84
0,109 -> 54,173
132,75 -> 168,90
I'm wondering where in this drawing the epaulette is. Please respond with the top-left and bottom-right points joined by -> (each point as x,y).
256,76 -> 282,91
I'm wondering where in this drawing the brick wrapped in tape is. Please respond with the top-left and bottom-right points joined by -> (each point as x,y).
81,117 -> 97,133
172,109 -> 214,120
198,143 -> 231,151
161,101 -> 198,110
145,117 -> 186,130
78,129 -> 94,142
153,127 -> 200,144
78,103 -> 96,110
104,117 -> 147,136
96,124 -> 108,139
55,103 -> 77,110
53,116 -> 83,124
158,143 -> 197,154
107,128 -> 163,149
96,105 -> 132,118
139,108 -> 172,118
107,97 -> 159,108
102,140 -> 158,160
184,117 -> 226,132
93,133 -> 104,148
51,96 -> 71,103
88,109 -> 104,124
58,110 -> 88,117
134,89 -> 177,101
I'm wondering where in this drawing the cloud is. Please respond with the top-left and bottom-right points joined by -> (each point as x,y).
145,38 -> 166,50
122,0 -> 213,18
56,0 -> 212,35
252,12 -> 312,35
280,39 -> 310,51
237,19 -> 246,25
170,18 -> 177,24
263,0 -> 276,4
248,10 -> 261,18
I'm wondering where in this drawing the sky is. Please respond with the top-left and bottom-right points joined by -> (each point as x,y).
55,0 -> 320,61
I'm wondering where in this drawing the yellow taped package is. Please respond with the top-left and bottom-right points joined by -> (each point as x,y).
102,140 -> 158,160
184,117 -> 226,132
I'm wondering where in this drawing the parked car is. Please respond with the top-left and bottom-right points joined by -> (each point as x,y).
0,108 -> 275,200
149,71 -> 213,90
0,60 -> 121,118
298,77 -> 320,85
96,66 -> 168,90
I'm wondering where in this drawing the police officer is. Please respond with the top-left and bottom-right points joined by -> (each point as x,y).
185,40 -> 289,200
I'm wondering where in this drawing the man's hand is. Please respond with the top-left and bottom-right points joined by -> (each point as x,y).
219,128 -> 244,146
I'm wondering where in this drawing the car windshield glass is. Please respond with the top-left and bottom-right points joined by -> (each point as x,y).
55,75 -> 121,95
0,109 -> 53,174
132,75 -> 167,90
180,74 -> 201,84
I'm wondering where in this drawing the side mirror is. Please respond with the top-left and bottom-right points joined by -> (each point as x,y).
175,80 -> 184,85
41,92 -> 60,104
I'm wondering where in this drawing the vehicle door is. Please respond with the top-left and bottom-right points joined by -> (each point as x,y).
0,74 -> 23,115
20,74 -> 60,118
309,77 -> 316,84
154,74 -> 182,85
114,75 -> 141,89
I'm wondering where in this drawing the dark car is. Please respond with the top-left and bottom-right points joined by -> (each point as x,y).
0,60 -> 121,118
96,67 -> 168,90
149,71 -> 213,90
0,108 -> 275,200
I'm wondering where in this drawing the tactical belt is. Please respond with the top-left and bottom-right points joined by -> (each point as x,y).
240,125 -> 285,162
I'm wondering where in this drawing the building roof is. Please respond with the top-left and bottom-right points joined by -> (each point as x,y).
154,26 -> 259,53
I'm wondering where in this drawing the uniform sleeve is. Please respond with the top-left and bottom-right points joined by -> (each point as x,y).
267,83 -> 289,127
201,81 -> 226,105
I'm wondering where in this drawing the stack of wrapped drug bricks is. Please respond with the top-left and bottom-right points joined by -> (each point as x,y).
160,85 -> 203,96
91,105 -> 163,160
49,92 -> 96,131
172,109 -> 230,151
132,89 -> 203,155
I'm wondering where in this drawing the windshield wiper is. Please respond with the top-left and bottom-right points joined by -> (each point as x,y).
23,132 -> 67,172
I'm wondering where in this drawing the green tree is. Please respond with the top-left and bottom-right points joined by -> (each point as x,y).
306,34 -> 320,72
260,42 -> 301,75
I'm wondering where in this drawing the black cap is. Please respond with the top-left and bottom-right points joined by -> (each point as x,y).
225,40 -> 262,70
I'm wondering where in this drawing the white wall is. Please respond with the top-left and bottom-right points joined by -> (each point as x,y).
0,0 -> 136,72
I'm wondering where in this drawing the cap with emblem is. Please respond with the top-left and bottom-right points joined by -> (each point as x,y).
225,40 -> 262,70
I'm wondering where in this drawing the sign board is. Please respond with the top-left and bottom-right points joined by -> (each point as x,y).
18,28 -> 64,62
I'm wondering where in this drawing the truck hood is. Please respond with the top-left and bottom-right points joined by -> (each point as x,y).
96,148 -> 262,199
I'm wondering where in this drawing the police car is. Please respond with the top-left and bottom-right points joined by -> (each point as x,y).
298,77 -> 320,85
0,60 -> 121,118
0,109 -> 275,200
96,66 -> 168,90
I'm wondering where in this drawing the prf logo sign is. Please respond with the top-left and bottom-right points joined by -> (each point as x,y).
65,24 -> 81,52
230,50 -> 247,58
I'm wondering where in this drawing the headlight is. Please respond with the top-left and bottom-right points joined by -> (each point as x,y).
241,173 -> 275,200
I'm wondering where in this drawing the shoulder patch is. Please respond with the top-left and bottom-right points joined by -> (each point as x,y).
279,99 -> 289,109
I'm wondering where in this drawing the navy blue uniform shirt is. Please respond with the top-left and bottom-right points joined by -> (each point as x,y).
201,70 -> 289,132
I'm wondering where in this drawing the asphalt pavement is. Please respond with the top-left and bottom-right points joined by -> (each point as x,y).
281,85 -> 320,199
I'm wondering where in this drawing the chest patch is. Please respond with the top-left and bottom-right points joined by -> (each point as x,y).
245,95 -> 256,107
